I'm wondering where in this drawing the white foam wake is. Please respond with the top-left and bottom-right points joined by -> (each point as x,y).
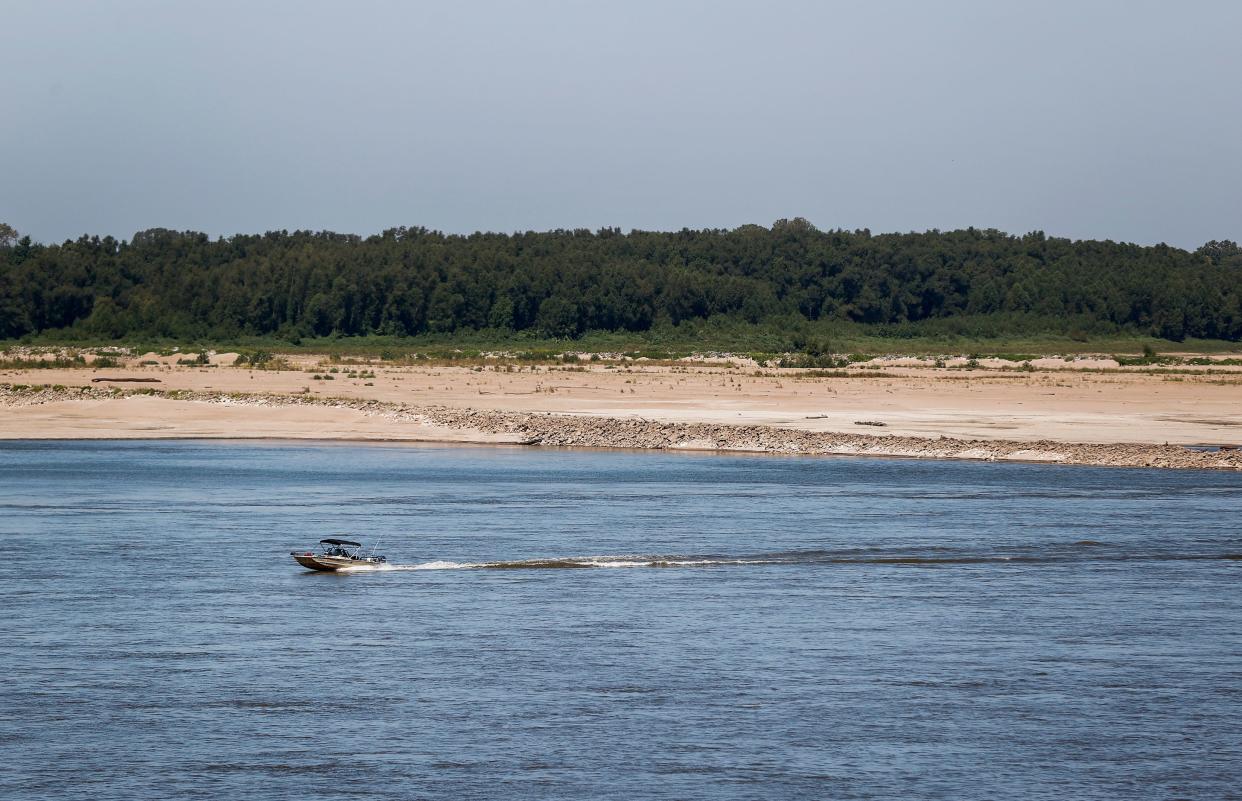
358,556 -> 777,571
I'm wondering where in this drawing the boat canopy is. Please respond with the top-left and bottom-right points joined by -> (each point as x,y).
320,538 -> 362,547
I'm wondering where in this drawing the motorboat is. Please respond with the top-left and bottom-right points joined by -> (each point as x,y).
291,538 -> 388,571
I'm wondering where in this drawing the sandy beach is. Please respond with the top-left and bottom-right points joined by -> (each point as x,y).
3,352 -> 1241,469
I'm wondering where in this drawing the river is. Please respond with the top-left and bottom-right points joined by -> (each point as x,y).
2,441 -> 1240,800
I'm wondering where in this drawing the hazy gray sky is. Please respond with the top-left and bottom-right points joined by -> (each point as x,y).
4,0 -> 1240,247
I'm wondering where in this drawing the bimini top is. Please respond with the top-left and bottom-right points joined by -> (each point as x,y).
320,538 -> 362,547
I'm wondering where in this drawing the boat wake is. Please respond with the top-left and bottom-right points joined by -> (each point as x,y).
337,546 -> 1242,572
345,556 -> 766,571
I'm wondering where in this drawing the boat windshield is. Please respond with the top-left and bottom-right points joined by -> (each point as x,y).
320,540 -> 361,557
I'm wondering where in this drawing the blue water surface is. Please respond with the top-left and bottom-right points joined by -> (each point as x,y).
2,441 -> 1240,800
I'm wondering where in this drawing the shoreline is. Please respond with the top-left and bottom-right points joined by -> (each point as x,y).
4,384 -> 1239,471
2,434 -> 1228,473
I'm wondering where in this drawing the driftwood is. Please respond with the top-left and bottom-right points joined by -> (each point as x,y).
90,377 -> 162,383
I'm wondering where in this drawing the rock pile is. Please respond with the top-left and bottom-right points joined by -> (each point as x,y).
412,405 -> 1242,471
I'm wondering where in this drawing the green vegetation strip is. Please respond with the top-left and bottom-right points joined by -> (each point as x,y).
3,224 -> 1240,349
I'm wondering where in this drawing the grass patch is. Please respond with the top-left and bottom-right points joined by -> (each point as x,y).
0,355 -> 89,369
7,317 -> 1240,362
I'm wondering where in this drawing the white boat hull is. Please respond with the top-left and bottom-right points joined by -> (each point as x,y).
291,552 -> 385,571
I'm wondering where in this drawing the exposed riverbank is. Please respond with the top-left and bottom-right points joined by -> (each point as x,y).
3,384 -> 1239,471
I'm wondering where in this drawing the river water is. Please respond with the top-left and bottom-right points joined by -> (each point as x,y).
2,441 -> 1240,800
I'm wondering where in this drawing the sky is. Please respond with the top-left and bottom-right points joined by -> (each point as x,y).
3,0 -> 1240,248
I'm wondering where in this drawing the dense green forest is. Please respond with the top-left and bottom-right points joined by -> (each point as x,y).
2,220 -> 1240,345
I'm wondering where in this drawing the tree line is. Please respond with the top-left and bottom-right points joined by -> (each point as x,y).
2,219 -> 1241,342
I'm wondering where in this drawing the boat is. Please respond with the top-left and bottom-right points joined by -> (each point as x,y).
291,538 -> 388,571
